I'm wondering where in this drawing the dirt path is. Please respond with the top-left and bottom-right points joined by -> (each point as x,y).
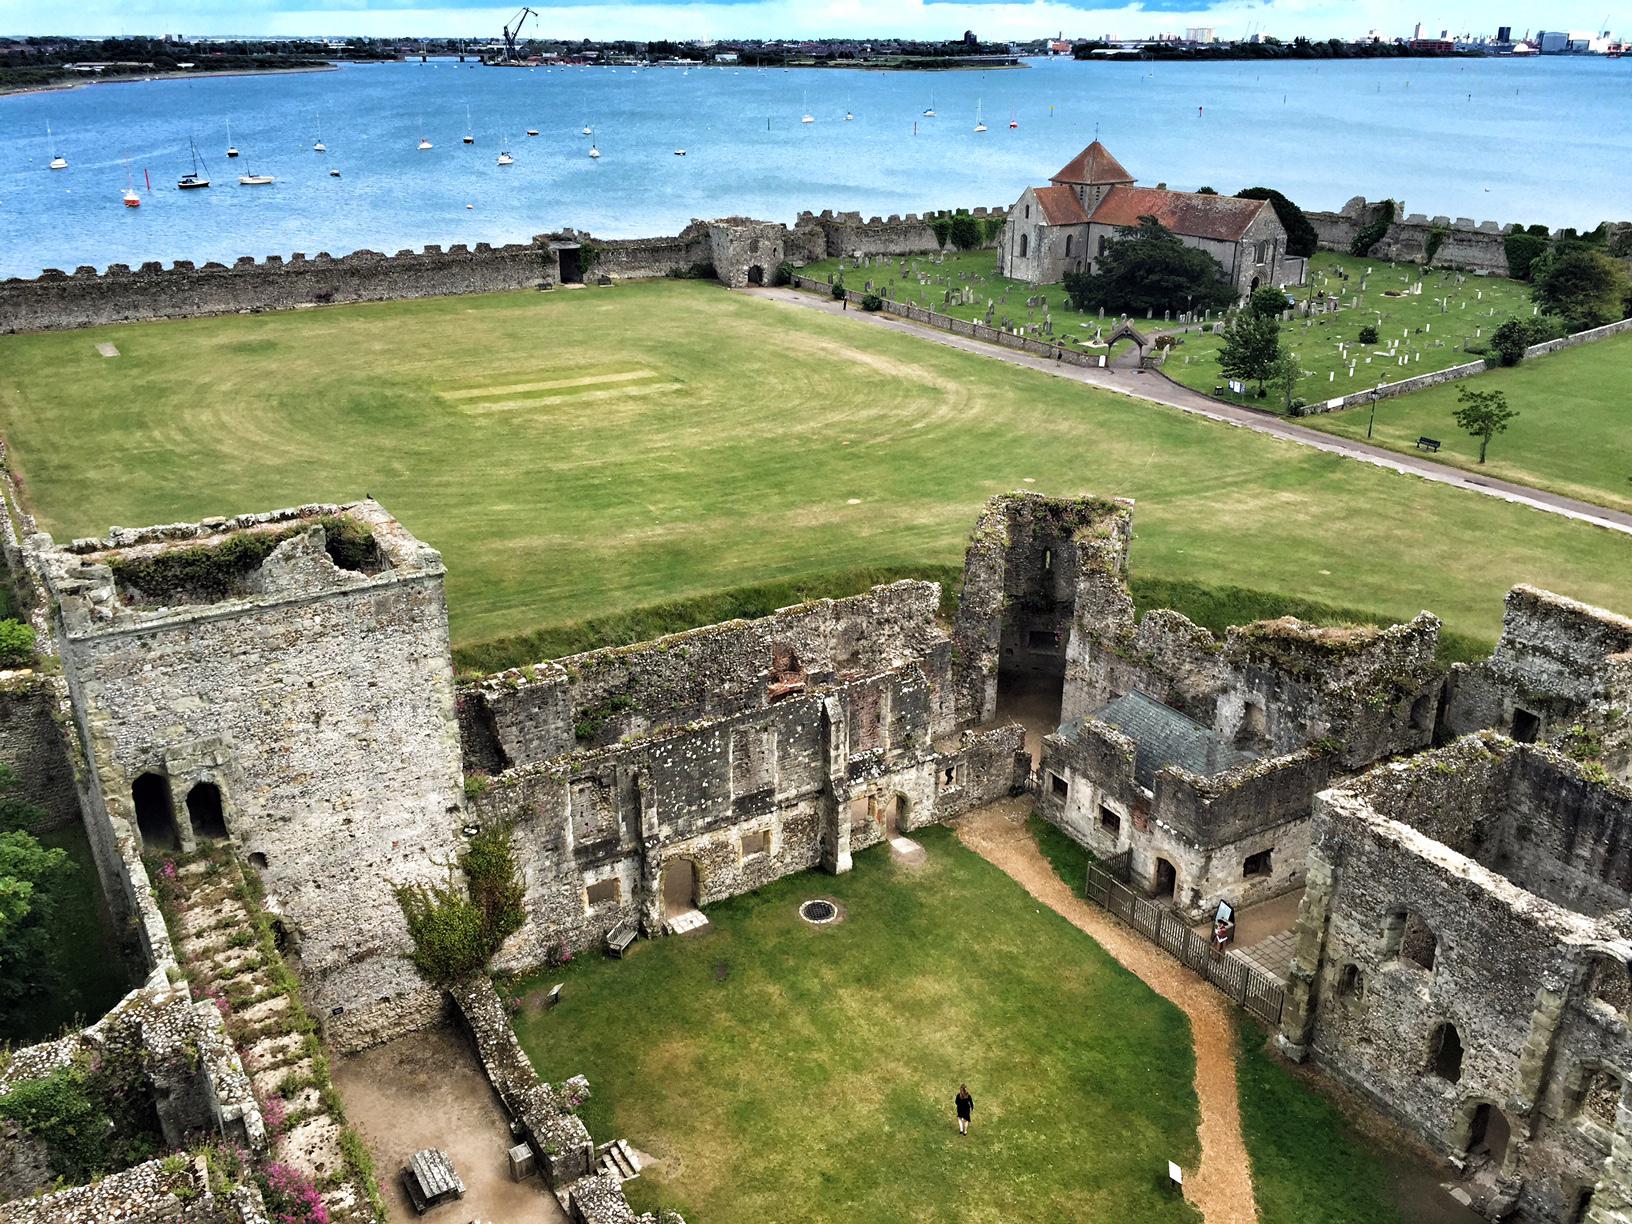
954,800 -> 1258,1224
749,285 -> 1632,539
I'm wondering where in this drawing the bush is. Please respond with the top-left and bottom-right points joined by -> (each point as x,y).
830,279 -> 847,301
861,293 -> 884,312
109,516 -> 377,604
396,823 -> 525,986
948,214 -> 983,251
1488,318 -> 1530,367
0,619 -> 34,669
1247,286 -> 1289,318
928,215 -> 954,248
771,260 -> 794,287
1357,324 -> 1379,345
1504,230 -> 1550,281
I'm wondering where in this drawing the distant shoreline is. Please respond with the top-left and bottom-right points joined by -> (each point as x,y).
0,62 -> 339,100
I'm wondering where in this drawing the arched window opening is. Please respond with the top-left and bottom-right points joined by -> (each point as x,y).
1019,232 -> 1029,258
1574,1188 -> 1596,1223
1466,1102 -> 1510,1166
1234,702 -> 1268,750
1581,1067 -> 1624,1129
1430,1022 -> 1463,1082
132,772 -> 177,851
1386,908 -> 1438,971
1588,955 -> 1632,1016
186,781 -> 228,841
1064,234 -> 1073,256
1337,963 -> 1363,1000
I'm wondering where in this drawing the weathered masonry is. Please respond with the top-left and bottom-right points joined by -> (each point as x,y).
1280,737 -> 1632,1224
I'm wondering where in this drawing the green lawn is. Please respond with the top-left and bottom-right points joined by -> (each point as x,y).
2,280 -> 1630,673
1305,331 -> 1632,516
1161,252 -> 1536,410
508,828 -> 1201,1224
797,249 -> 1164,346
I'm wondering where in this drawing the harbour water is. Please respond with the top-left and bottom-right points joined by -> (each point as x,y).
1,54 -> 1627,278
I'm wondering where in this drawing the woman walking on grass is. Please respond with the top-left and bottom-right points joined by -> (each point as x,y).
955,1084 -> 973,1136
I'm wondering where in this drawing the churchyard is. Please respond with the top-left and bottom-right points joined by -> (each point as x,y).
1,278 -> 1629,675
1157,252 -> 1535,407
1306,330 -> 1632,515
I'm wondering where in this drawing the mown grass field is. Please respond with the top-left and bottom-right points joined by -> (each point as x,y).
1,279 -> 1630,672
1156,251 -> 1534,408
1305,331 -> 1632,515
508,828 -> 1202,1224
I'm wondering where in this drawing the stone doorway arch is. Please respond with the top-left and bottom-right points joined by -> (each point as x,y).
661,857 -> 700,919
888,793 -> 910,836
1153,857 -> 1177,899
747,265 -> 765,286
132,772 -> 178,851
187,781 -> 228,841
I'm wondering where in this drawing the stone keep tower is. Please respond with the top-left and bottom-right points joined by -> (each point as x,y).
34,501 -> 466,1050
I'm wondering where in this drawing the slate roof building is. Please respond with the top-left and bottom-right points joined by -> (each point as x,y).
997,140 -> 1304,297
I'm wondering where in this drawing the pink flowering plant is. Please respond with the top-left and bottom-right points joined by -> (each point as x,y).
260,1161 -> 329,1224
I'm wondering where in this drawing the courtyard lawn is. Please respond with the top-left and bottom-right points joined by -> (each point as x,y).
1161,252 -> 1535,410
2,279 -> 1631,672
507,827 -> 1202,1224
1304,331 -> 1632,516
797,248 -> 1164,347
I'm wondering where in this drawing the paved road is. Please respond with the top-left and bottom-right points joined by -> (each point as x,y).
750,286 -> 1632,538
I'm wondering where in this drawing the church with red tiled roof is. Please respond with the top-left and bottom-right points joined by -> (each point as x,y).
997,141 -> 1304,298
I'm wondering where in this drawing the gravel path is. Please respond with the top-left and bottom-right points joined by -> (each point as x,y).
749,286 -> 1632,539
955,800 -> 1258,1224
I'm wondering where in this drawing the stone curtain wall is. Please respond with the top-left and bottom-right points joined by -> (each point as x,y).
0,673 -> 86,831
36,503 -> 466,1051
0,203 -> 999,334
0,242 -> 546,333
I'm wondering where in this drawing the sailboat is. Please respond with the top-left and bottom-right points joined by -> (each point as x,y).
239,170 -> 274,185
923,92 -> 936,117
588,143 -> 600,159
801,91 -> 814,123
582,124 -> 593,135
463,106 -> 475,144
313,115 -> 326,153
46,122 -> 67,170
496,135 -> 514,165
844,108 -> 854,122
177,138 -> 211,189
973,100 -> 988,133
122,159 -> 141,207
418,135 -> 434,150
226,120 -> 239,158
1008,107 -> 1018,129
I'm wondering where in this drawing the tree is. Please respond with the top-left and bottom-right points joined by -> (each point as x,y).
1453,387 -> 1518,464
948,214 -> 983,251
1248,286 -> 1289,318
1488,319 -> 1530,367
0,766 -> 69,1026
1061,216 -> 1234,318
1503,227 -> 1550,280
1268,348 -> 1303,413
1236,187 -> 1318,257
1530,245 -> 1631,332
1217,309 -> 1283,392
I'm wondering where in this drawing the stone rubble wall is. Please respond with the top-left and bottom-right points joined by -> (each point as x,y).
0,672 -> 88,831
0,1156 -> 271,1224
932,724 -> 1030,820
1305,196 -> 1522,275
794,206 -> 1010,258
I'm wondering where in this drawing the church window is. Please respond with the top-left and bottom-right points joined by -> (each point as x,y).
1065,234 -> 1073,256
1097,235 -> 1109,257
1024,203 -> 1030,219
1019,233 -> 1028,258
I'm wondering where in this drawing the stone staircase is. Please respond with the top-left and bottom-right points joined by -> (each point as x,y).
595,1138 -> 641,1184
170,855 -> 379,1223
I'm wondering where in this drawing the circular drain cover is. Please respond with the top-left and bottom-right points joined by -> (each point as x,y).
799,899 -> 838,924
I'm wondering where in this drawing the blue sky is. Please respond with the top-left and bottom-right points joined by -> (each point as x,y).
0,0 -> 1614,42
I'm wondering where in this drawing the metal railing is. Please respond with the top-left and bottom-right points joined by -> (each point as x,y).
1084,861 -> 1285,1026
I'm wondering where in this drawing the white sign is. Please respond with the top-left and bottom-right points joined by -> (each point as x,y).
1168,1161 -> 1184,1186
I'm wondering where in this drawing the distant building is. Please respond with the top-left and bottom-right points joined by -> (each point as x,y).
1184,26 -> 1216,43
1497,24 -> 1512,40
996,140 -> 1301,297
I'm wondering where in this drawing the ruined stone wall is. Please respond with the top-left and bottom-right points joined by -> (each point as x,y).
461,581 -> 949,773
1306,197 -> 1515,275
0,672 -> 85,831
37,503 -> 465,1051
0,243 -> 546,334
470,663 -> 939,970
932,724 -> 1029,820
796,206 -> 1009,259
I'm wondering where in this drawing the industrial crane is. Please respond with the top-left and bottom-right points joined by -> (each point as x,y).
502,7 -> 537,63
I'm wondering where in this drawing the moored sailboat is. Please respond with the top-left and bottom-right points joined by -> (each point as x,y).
178,138 -> 210,189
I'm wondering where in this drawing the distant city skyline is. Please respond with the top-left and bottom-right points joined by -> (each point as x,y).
0,1 -> 1617,43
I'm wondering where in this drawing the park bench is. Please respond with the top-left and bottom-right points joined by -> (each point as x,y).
1415,437 -> 1442,453
606,918 -> 637,958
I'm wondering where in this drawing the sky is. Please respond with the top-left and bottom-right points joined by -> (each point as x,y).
0,0 -> 1615,43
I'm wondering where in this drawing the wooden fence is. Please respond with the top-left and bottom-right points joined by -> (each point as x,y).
1084,861 -> 1285,1026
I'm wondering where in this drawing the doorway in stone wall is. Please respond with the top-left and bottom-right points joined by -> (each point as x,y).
132,772 -> 178,851
662,858 -> 698,919
747,265 -> 764,286
1465,1103 -> 1510,1169
187,782 -> 228,841
556,245 -> 583,285
1153,857 -> 1177,899
887,793 -> 909,837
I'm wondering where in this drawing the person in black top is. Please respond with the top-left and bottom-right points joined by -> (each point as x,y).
955,1084 -> 973,1136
